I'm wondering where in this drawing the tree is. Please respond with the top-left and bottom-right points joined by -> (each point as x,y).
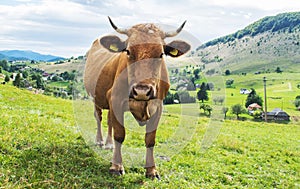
0,60 -> 9,71
163,91 -> 174,104
206,105 -> 212,116
177,91 -> 196,103
4,74 -> 10,83
245,88 -> 263,108
206,82 -> 214,91
13,73 -> 21,87
231,104 -> 245,120
199,103 -> 212,116
0,66 -> 2,73
35,74 -> 45,89
222,107 -> 229,119
226,79 -> 234,87
252,110 -> 262,119
213,96 -> 225,105
22,71 -> 29,79
275,67 -> 282,73
294,96 -> 300,108
213,97 -> 218,105
200,103 -> 206,113
193,68 -> 200,79
225,69 -> 231,75
51,75 -> 61,82
197,82 -> 208,102
174,68 -> 178,74
218,96 -> 225,105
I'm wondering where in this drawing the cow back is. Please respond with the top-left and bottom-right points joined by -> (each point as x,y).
84,38 -> 119,99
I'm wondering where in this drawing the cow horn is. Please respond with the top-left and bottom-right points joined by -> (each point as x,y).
108,16 -> 128,35
165,20 -> 187,38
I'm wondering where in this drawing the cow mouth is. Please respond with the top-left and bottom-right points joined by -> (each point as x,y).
128,98 -> 158,126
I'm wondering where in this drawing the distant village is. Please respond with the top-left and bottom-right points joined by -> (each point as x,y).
0,58 -> 296,122
0,59 -> 81,99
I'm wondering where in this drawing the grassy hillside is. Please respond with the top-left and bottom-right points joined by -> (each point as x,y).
1,84 -> 299,188
196,12 -> 300,74
200,12 -> 300,48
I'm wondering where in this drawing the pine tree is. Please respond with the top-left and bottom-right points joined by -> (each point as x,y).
197,82 -> 208,102
245,88 -> 263,108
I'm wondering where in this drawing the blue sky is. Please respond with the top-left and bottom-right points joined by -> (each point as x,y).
0,0 -> 300,57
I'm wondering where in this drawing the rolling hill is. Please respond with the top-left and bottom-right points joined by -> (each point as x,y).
0,50 -> 65,62
195,12 -> 300,74
1,78 -> 299,188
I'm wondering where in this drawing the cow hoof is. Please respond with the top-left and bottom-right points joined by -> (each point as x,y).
104,143 -> 114,150
145,167 -> 160,180
109,164 -> 125,176
95,141 -> 105,147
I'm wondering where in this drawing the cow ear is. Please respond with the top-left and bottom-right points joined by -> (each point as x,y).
100,35 -> 126,53
164,40 -> 191,57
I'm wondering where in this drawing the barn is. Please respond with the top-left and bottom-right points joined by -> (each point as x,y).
261,108 -> 290,121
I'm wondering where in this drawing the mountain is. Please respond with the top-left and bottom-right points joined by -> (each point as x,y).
195,12 -> 300,74
0,50 -> 65,62
199,12 -> 300,48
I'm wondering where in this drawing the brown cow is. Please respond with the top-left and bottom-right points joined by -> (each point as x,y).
84,17 -> 190,179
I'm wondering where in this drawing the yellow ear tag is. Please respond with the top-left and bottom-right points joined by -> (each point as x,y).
109,44 -> 119,52
170,49 -> 178,56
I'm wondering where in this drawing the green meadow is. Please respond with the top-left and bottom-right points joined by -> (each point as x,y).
1,79 -> 299,188
219,72 -> 300,119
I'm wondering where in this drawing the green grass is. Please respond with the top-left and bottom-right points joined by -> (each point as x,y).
1,84 -> 300,188
47,81 -> 70,88
222,72 -> 300,118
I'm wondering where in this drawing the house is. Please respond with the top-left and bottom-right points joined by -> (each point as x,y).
248,103 -> 262,110
261,108 -> 290,121
247,103 -> 262,114
240,88 -> 251,94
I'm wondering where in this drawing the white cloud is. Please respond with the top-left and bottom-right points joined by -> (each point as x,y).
0,0 -> 300,57
209,0 -> 300,11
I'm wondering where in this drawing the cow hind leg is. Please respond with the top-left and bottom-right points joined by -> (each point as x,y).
104,113 -> 114,149
94,105 -> 104,147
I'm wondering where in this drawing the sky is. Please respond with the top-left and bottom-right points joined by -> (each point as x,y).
0,0 -> 300,58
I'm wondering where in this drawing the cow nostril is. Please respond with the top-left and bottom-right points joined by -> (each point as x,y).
146,87 -> 153,97
132,87 -> 138,96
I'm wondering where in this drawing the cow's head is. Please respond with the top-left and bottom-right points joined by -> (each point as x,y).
100,17 -> 190,102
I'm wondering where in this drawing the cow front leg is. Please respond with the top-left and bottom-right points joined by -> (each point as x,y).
109,109 -> 125,175
94,106 -> 104,147
145,102 -> 162,179
145,131 -> 160,180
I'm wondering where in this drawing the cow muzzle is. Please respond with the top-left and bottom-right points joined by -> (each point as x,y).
129,83 -> 156,101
